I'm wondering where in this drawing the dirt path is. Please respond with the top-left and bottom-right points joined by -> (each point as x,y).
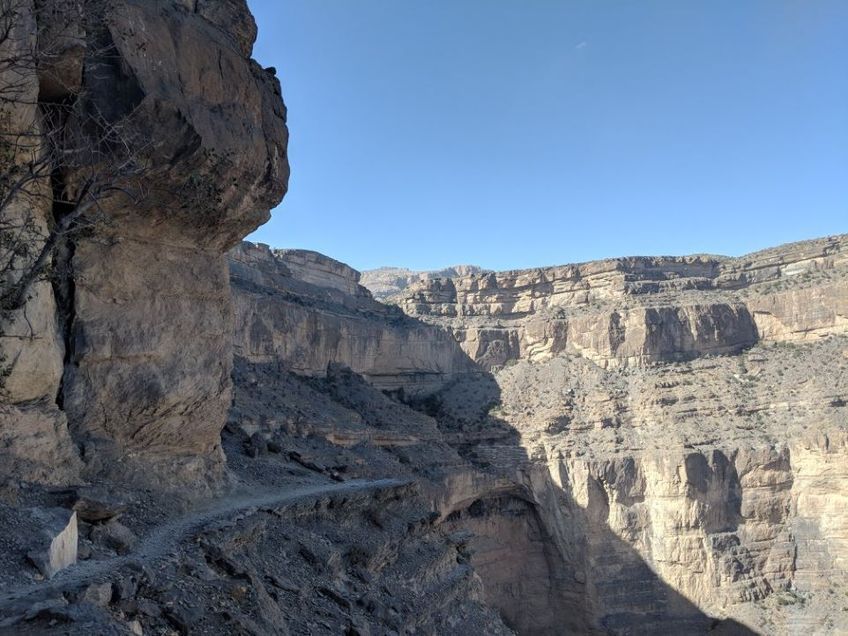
0,478 -> 405,614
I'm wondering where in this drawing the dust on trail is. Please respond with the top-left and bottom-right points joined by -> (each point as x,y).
0,478 -> 406,610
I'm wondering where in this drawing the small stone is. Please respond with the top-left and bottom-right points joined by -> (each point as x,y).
136,598 -> 162,618
245,432 -> 268,458
77,542 -> 92,560
73,497 -> 127,523
27,508 -> 78,578
81,581 -> 113,607
165,605 -> 202,635
91,519 -> 137,555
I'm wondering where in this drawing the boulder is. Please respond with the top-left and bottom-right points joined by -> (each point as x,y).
27,508 -> 78,579
90,519 -> 137,555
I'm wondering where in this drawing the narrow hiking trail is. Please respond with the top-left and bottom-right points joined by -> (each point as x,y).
0,478 -> 406,614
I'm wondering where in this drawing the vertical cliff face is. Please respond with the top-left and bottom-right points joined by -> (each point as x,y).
384,236 -> 848,633
0,0 -> 289,483
229,242 -> 478,396
388,235 -> 848,370
0,0 -> 79,483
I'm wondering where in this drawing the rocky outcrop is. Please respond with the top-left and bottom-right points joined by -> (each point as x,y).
276,249 -> 370,297
230,242 -> 477,395
396,235 -> 848,369
361,264 -> 487,302
0,0 -> 289,484
60,0 -> 288,475
0,0 -> 78,483
26,509 -> 78,579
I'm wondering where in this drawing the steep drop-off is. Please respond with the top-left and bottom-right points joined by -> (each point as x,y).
1,1 -> 846,633
367,234 -> 848,634
0,0 -> 289,486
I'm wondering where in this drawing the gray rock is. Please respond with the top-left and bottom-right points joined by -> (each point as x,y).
91,519 -> 137,555
26,508 -> 78,579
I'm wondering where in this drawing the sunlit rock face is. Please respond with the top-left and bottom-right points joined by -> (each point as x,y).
393,234 -> 848,369
375,235 -> 848,633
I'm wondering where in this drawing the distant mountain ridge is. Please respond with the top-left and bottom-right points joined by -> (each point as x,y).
361,264 -> 487,301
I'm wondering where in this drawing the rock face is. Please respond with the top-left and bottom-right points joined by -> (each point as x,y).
0,0 -> 78,484
0,0 -> 289,483
396,234 -> 848,369
276,249 -> 369,297
380,234 -> 848,633
61,0 -> 288,475
361,264 -> 487,301
230,242 -> 477,395
481,345 -> 848,633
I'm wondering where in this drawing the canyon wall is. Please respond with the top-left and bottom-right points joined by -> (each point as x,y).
228,235 -> 848,633
388,234 -> 848,369
369,233 -> 848,633
0,0 -> 289,484
230,242 -> 477,395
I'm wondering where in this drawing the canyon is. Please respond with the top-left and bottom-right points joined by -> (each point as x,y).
0,1 -> 846,635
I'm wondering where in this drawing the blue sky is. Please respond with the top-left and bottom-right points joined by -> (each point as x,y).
247,1 -> 847,271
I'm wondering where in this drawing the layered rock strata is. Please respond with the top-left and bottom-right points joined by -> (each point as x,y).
0,0 -> 289,483
230,242 -> 477,395
386,234 -> 848,369
475,340 -> 848,634
370,234 -> 848,634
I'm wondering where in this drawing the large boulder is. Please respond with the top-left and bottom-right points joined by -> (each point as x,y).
26,508 -> 78,579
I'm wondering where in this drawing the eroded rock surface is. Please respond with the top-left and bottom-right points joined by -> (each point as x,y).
230,242 -> 477,395
394,234 -> 848,369
1,0 -> 289,484
380,234 -> 848,634
0,0 -> 77,484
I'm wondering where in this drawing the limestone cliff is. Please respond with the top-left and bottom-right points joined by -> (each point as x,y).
393,234 -> 848,369
0,0 -> 289,485
229,242 -> 477,395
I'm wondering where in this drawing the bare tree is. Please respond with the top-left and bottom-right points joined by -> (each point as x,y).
0,0 -> 149,387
